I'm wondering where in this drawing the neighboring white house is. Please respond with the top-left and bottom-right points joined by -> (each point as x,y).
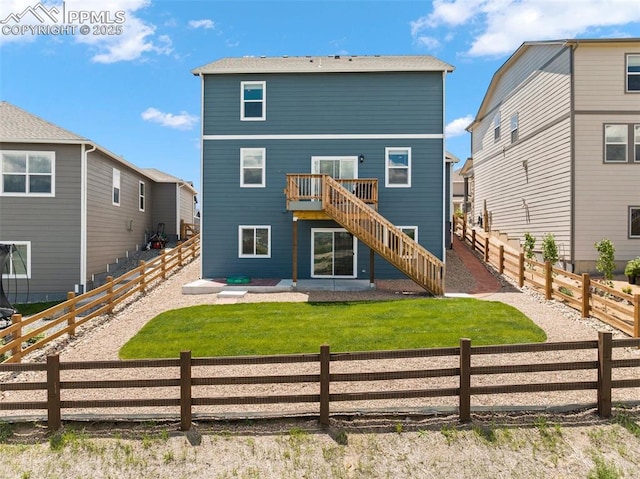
466,38 -> 640,273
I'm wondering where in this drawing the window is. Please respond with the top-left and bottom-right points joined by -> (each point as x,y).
0,242 -> 30,279
493,113 -> 501,141
240,148 -> 266,187
112,169 -> 121,206
604,125 -> 628,163
1,151 -> 54,196
239,226 -> 271,257
139,181 -> 145,212
510,113 -> 519,143
630,207 -> 640,238
627,54 -> 640,92
635,125 -> 640,163
241,81 -> 266,121
385,147 -> 411,187
399,226 -> 418,242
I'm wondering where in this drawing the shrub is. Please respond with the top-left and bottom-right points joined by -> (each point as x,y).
541,233 -> 558,265
594,239 -> 616,283
624,257 -> 640,277
523,232 -> 536,261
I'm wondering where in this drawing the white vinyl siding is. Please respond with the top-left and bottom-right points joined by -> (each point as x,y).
0,241 -> 30,279
240,148 -> 266,187
112,168 -> 121,206
238,225 -> 271,258
1,150 -> 54,196
241,81 -> 266,121
385,147 -> 411,187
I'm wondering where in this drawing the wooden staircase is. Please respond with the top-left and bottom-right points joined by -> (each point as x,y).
319,176 -> 445,295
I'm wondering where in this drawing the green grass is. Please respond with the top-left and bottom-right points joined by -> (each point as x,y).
119,298 -> 546,358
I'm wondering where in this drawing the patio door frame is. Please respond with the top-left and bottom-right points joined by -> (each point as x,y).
310,228 -> 357,278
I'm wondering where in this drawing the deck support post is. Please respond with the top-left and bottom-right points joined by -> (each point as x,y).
292,217 -> 298,287
369,249 -> 375,288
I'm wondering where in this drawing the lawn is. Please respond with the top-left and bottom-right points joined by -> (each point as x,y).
119,298 -> 546,359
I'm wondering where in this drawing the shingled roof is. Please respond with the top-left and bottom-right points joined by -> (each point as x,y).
0,101 -> 87,142
192,54 -> 454,75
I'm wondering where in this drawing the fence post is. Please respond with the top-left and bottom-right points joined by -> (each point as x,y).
597,332 -> 612,418
10,314 -> 22,362
518,253 -> 525,288
320,344 -> 330,427
545,261 -> 553,301
471,229 -> 476,252
139,260 -> 147,293
582,273 -> 591,318
161,250 -> 167,280
499,245 -> 504,274
483,237 -> 490,263
180,350 -> 192,431
634,294 -> 639,339
178,244 -> 184,267
462,214 -> 467,240
67,292 -> 76,337
47,354 -> 61,432
459,338 -> 471,422
106,276 -> 114,314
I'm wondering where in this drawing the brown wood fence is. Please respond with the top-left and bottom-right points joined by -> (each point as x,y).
1,235 -> 200,363
453,216 -> 640,337
0,333 -> 638,432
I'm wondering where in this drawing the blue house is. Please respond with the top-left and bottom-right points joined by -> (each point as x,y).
191,55 -> 454,295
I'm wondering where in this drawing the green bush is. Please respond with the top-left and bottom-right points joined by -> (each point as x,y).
624,257 -> 640,277
594,239 -> 616,283
541,233 -> 558,265
523,232 -> 536,261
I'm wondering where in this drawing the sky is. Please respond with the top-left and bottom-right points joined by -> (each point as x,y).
1,0 -> 639,195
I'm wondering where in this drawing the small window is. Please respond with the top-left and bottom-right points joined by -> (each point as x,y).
1,151 -> 54,196
635,125 -> 640,163
385,147 -> 411,187
239,225 -> 271,257
493,113 -> 501,141
630,207 -> 640,238
510,113 -> 519,143
627,54 -> 640,92
0,242 -> 30,279
604,124 -> 628,163
241,81 -> 266,121
240,148 -> 266,187
139,181 -> 145,212
112,168 -> 121,206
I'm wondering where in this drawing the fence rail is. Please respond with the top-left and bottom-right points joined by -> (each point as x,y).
0,333 -> 638,431
1,235 -> 200,363
453,216 -> 640,337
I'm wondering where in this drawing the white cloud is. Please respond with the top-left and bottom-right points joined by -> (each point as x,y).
445,115 -> 474,137
188,19 -> 214,29
412,0 -> 640,58
0,0 -> 173,63
141,107 -> 198,130
415,35 -> 441,50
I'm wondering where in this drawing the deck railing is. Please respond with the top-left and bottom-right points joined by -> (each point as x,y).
285,174 -> 378,207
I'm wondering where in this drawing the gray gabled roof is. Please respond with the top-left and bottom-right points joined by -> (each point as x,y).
192,54 -> 454,75
0,101 -> 87,142
142,168 -> 198,194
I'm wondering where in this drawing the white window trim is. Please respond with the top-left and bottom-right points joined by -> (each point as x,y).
510,113 -> 519,144
238,225 -> 271,258
240,148 -> 266,187
0,241 -> 31,279
139,180 -> 145,212
385,147 -> 411,188
398,226 -> 418,243
240,81 -> 266,121
627,54 -> 640,93
0,150 -> 55,197
604,124 -> 628,163
493,113 -> 501,141
112,168 -> 121,206
310,228 -> 357,279
630,206 -> 640,239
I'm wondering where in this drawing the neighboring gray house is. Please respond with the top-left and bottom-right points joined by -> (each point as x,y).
467,39 -> 640,273
192,55 -> 454,294
0,101 -> 197,301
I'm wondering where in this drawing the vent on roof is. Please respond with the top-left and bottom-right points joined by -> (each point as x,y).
334,55 -> 340,59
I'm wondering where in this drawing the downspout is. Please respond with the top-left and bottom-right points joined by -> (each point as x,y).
80,142 -> 97,293
442,70 -> 447,263
199,72 -> 205,279
569,42 -> 577,273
